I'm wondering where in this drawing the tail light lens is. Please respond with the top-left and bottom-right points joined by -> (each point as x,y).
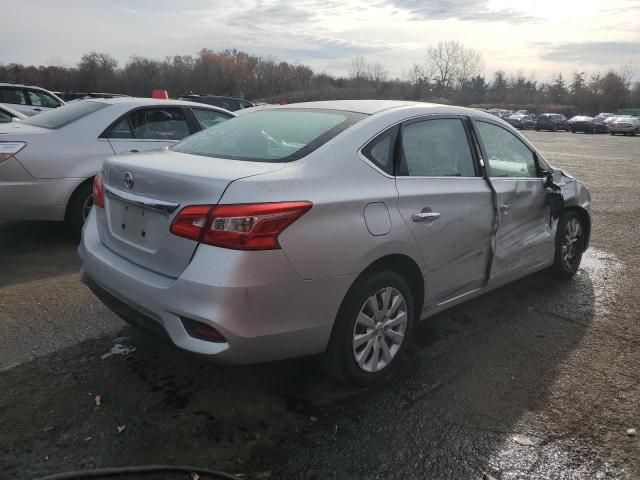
170,201 -> 312,250
93,175 -> 105,208
0,142 -> 26,164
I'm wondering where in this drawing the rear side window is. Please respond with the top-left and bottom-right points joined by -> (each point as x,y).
104,108 -> 191,140
398,119 -> 476,177
0,88 -> 26,105
173,109 -> 366,162
22,101 -> 108,129
192,108 -> 231,129
362,126 -> 397,175
129,108 -> 190,140
27,90 -> 60,108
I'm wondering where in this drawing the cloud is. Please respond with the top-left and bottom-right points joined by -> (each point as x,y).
540,41 -> 640,64
385,0 -> 539,24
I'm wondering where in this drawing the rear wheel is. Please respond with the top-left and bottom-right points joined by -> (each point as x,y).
66,181 -> 93,236
322,270 -> 414,386
552,211 -> 585,278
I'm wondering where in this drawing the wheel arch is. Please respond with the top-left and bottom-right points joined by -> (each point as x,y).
563,205 -> 591,249
64,176 -> 94,222
345,253 -> 425,322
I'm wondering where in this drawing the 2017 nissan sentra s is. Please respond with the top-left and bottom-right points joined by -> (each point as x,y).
79,100 -> 592,385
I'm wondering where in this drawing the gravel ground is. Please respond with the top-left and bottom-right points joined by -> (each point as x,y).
0,131 -> 638,479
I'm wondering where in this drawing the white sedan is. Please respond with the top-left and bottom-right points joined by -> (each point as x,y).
0,98 -> 233,231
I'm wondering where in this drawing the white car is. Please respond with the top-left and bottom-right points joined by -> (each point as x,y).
0,98 -> 234,231
0,104 -> 27,123
0,83 -> 66,116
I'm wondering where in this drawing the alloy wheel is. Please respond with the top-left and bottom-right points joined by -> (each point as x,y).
352,287 -> 408,373
562,217 -> 582,270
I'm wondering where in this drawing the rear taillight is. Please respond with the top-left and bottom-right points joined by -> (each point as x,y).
93,175 -> 105,208
170,201 -> 312,250
0,142 -> 26,164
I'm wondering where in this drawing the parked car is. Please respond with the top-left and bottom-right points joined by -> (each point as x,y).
0,82 -> 65,116
609,116 -> 640,136
57,92 -> 129,102
594,112 -> 615,121
505,114 -> 536,130
79,100 -> 592,385
536,113 -> 570,132
568,116 -> 609,134
487,108 -> 513,119
0,98 -> 234,232
178,95 -> 254,112
0,104 -> 27,123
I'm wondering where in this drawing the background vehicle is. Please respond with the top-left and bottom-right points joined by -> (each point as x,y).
0,104 -> 27,123
57,92 -> 129,102
178,94 -> 254,111
0,82 -> 65,116
569,116 -> 609,134
609,116 -> 640,135
0,98 -> 234,232
505,114 -> 536,130
80,100 -> 592,385
536,113 -> 570,131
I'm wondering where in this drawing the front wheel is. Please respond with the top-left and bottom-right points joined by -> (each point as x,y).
552,211 -> 586,278
322,271 -> 415,386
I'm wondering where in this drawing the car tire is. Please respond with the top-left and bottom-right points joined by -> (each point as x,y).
322,270 -> 415,386
552,211 -> 586,279
66,181 -> 93,236
571,129 -> 576,133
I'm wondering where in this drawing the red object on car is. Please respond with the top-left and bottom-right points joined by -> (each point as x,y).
152,89 -> 169,99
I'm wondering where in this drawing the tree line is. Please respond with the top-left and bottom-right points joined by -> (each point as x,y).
1,42 -> 638,115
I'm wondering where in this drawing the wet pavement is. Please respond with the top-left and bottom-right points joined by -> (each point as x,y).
1,131 -> 639,479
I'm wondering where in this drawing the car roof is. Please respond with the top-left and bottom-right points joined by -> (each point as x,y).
85,97 -> 234,112
251,100 -> 510,123
0,82 -> 51,90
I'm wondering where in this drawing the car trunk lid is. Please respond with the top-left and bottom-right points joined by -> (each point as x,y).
97,149 -> 285,278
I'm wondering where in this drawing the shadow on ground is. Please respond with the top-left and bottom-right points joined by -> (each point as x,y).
0,250 -> 610,479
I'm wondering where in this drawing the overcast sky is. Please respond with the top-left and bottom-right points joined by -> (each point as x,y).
2,0 -> 640,81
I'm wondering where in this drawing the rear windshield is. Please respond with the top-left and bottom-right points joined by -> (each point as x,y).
23,101 -> 108,129
172,108 -> 366,162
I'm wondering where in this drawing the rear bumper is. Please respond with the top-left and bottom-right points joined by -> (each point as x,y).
79,210 -> 354,364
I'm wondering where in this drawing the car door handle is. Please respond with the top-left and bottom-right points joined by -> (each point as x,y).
412,212 -> 441,222
129,149 -> 139,153
501,203 -> 512,212
32,108 -> 42,112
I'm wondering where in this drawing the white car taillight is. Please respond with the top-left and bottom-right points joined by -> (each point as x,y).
0,142 -> 26,164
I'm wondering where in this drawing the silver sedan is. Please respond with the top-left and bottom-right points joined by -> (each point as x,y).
79,100 -> 592,385
0,98 -> 233,232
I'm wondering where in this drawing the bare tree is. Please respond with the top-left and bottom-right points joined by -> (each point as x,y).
367,62 -> 388,83
349,56 -> 368,81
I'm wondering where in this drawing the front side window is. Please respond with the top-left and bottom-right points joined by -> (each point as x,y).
128,108 -> 190,140
192,108 -> 231,129
173,109 -> 365,163
0,88 -> 26,106
23,101 -> 108,129
398,118 -> 476,177
476,121 -> 538,178
0,111 -> 12,123
27,90 -> 60,108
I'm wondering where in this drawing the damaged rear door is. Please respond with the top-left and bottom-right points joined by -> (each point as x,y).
473,120 -> 554,280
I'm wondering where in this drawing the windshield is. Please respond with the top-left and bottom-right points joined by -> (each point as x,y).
22,100 -> 108,129
172,108 -> 366,162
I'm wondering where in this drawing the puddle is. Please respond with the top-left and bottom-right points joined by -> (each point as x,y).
100,338 -> 136,360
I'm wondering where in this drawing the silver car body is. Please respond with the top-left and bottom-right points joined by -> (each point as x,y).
0,104 -> 27,122
79,100 -> 592,364
609,116 -> 640,134
0,83 -> 65,116
0,98 -> 233,221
